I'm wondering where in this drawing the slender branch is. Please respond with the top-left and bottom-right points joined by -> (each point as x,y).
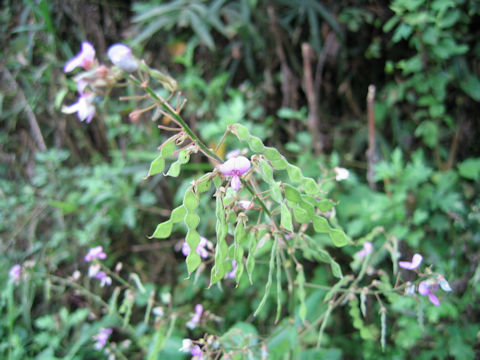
366,85 -> 377,190
128,76 -> 222,164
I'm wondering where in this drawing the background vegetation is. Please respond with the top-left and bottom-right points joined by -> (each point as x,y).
1,0 -> 479,359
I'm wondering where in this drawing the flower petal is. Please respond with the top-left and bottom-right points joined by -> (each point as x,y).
233,156 -> 251,174
107,43 -> 138,72
219,158 -> 236,175
428,293 -> 440,306
418,280 -> 430,296
231,175 -> 241,191
399,253 -> 423,270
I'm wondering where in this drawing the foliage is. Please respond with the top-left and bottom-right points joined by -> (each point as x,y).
1,0 -> 479,359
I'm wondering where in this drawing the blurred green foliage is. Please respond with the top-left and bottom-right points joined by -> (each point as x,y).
1,0 -> 479,359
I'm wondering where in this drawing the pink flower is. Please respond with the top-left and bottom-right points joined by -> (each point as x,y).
9,264 -> 21,285
84,246 -> 107,262
219,156 -> 251,191
418,280 -> 440,306
191,344 -> 203,360
399,253 -> 423,270
107,44 -> 138,72
182,237 -> 210,258
186,304 -> 203,329
355,241 -> 373,259
93,327 -> 113,350
64,42 -> 96,73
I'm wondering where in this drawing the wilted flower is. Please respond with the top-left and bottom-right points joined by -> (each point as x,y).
182,237 -> 210,259
85,246 -> 107,262
355,241 -> 373,259
238,200 -> 253,210
399,253 -> 423,270
334,167 -> 349,181
219,156 -> 251,191
9,264 -> 21,285
226,260 -> 237,279
107,44 -> 138,72
186,304 -> 203,330
438,276 -> 452,292
64,41 -> 96,73
179,338 -> 193,353
93,328 -> 113,350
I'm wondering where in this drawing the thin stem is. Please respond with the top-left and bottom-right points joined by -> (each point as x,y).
128,76 -> 222,163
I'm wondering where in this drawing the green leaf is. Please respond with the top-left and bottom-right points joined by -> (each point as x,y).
316,199 -> 335,212
293,206 -> 310,224
185,212 -> 200,229
186,230 -> 201,274
270,182 -> 283,203
196,173 -> 212,193
150,220 -> 173,239
458,158 -> 480,181
287,164 -> 303,183
170,205 -> 186,223
296,266 -> 307,322
313,216 -> 330,233
147,155 -> 165,177
302,178 -> 319,195
284,184 -> 301,203
234,124 -> 250,141
254,237 -> 277,317
264,147 -> 282,161
183,188 -> 199,211
271,158 -> 288,170
248,136 -> 265,152
161,140 -> 175,158
329,229 -> 350,247
166,162 -> 180,177
281,203 -> 293,231
259,159 -> 274,183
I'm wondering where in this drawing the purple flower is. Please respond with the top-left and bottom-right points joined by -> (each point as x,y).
186,304 -> 203,330
219,156 -> 251,191
226,260 -> 237,279
107,44 -> 138,72
399,253 -> 423,270
9,264 -> 21,285
64,41 -> 96,73
93,271 -> 112,287
93,327 -> 113,350
191,344 -> 203,359
182,237 -> 210,259
62,92 -> 96,123
355,241 -> 373,259
85,246 -> 107,262
418,280 -> 440,306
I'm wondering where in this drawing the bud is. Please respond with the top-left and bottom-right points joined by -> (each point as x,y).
107,44 -> 138,72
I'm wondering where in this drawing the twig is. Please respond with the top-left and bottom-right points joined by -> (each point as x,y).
366,85 -> 377,190
2,67 -> 47,151
302,43 -> 323,154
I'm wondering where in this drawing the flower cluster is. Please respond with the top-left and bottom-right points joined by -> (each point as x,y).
182,237 -> 212,259
180,339 -> 203,359
398,253 -> 452,306
62,41 -> 138,124
93,327 -> 113,350
9,264 -> 22,285
85,246 -> 111,287
186,304 -> 203,330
